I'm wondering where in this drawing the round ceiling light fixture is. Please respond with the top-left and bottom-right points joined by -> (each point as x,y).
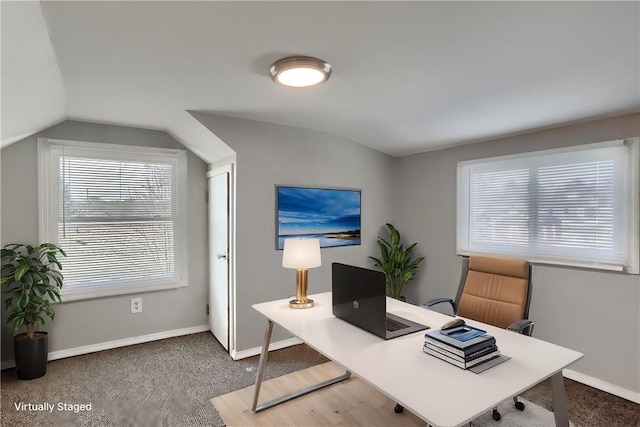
270,56 -> 332,88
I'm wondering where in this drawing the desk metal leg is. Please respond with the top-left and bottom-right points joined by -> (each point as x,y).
251,319 -> 275,412
550,371 -> 570,427
251,319 -> 352,413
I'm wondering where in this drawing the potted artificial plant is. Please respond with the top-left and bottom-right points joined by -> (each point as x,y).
1,243 -> 66,380
369,223 -> 425,300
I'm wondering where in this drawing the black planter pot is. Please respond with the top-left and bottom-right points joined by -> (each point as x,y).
14,331 -> 48,380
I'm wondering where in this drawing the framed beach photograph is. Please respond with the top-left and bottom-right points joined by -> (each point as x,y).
276,186 -> 361,249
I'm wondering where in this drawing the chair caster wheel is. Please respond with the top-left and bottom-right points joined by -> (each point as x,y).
492,409 -> 501,421
394,404 -> 404,413
515,401 -> 525,411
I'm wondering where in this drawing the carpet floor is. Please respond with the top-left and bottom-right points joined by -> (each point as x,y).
1,332 -> 638,426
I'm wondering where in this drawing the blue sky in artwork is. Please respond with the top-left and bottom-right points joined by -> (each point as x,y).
278,187 -> 361,235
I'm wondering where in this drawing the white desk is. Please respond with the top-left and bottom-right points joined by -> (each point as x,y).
252,292 -> 583,427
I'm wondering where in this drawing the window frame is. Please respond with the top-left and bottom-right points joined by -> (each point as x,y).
457,138 -> 639,274
38,138 -> 189,301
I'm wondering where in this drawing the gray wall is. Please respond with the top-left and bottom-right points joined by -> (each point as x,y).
1,120 -> 209,363
394,113 -> 640,396
6,113 -> 635,397
193,113 -> 395,351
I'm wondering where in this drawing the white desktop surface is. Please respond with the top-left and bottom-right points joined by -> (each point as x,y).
253,292 -> 583,427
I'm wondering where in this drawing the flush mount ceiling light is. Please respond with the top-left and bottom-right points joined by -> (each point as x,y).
270,56 -> 332,88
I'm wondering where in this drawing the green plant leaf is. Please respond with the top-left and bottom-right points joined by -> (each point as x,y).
369,224 -> 426,299
405,242 -> 417,254
378,241 -> 389,262
14,263 -> 30,282
46,288 -> 62,303
387,224 -> 400,247
368,256 -> 382,268
35,314 -> 46,325
1,248 -> 15,258
1,242 -> 66,330
23,273 -> 34,288
377,236 -> 391,249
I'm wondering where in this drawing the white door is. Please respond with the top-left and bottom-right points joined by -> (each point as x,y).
209,168 -> 230,350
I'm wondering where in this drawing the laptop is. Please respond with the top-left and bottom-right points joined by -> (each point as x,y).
332,263 -> 429,339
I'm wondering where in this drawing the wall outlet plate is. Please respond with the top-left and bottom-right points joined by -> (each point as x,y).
131,298 -> 142,314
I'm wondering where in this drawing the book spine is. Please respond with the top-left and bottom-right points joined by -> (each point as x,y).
423,346 -> 466,369
424,336 -> 495,357
427,332 -> 496,349
423,345 -> 500,369
465,345 -> 499,361
424,337 -> 466,357
424,342 -> 497,362
466,350 -> 500,368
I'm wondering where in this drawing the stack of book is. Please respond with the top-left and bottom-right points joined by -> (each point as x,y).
423,326 -> 499,369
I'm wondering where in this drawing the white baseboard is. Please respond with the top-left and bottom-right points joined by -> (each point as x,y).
230,337 -> 303,360
563,368 -> 640,404
1,325 -> 210,371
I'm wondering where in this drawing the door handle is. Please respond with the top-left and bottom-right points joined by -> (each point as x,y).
216,253 -> 227,260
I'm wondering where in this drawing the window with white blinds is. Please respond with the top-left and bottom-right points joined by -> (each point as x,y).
38,138 -> 189,301
457,138 -> 639,273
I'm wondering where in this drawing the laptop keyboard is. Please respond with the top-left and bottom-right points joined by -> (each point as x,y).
386,317 -> 409,332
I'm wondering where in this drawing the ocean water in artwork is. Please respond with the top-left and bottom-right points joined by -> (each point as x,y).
277,187 -> 361,249
278,233 -> 361,249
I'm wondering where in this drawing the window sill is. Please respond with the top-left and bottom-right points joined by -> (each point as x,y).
59,281 -> 188,302
457,250 -> 638,275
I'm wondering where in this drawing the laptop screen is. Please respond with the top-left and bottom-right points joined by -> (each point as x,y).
332,263 -> 387,335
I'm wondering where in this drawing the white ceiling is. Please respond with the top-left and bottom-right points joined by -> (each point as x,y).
2,1 -> 639,162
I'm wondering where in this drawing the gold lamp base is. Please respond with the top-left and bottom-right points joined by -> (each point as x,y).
289,298 -> 314,309
289,268 -> 314,309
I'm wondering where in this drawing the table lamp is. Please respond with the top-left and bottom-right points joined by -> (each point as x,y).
282,238 -> 321,308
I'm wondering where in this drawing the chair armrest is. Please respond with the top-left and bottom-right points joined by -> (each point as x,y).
422,298 -> 456,313
507,319 -> 534,336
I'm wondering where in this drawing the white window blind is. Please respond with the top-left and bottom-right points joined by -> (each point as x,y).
457,139 -> 639,273
38,139 -> 188,300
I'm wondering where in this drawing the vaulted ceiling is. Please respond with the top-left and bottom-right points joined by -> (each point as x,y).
2,1 -> 639,163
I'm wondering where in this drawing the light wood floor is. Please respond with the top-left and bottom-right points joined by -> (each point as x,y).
211,362 -> 425,427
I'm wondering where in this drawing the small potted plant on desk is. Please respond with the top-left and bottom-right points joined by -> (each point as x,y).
1,243 -> 66,380
369,223 -> 425,301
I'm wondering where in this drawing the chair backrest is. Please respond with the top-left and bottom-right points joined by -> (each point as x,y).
455,254 -> 532,329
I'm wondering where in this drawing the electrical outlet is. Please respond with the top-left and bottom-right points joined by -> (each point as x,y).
131,298 -> 142,314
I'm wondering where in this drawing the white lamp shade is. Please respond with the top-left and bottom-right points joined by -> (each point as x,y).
282,238 -> 321,269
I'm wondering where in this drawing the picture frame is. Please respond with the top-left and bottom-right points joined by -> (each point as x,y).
276,185 -> 361,249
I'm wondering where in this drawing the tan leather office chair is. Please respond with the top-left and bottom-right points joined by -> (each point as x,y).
422,254 -> 534,421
